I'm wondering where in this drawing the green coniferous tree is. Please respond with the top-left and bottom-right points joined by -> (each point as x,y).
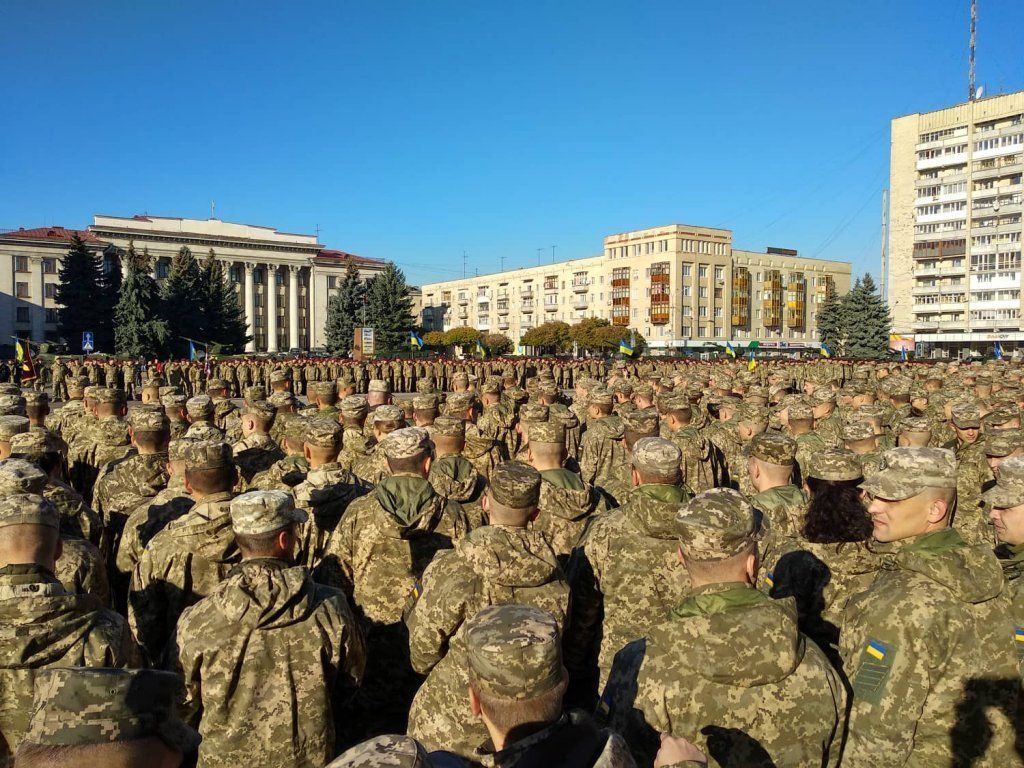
55,234 -> 105,351
363,263 -> 414,355
843,273 -> 891,359
815,281 -> 845,355
96,252 -> 122,352
159,246 -> 204,357
115,242 -> 167,358
199,249 -> 249,353
325,264 -> 369,354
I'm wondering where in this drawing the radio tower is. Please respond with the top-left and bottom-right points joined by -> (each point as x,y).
968,0 -> 977,101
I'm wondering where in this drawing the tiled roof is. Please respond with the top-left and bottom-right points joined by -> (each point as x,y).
316,248 -> 386,265
0,226 -> 105,244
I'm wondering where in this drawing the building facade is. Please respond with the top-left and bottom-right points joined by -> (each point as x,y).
0,215 -> 387,354
421,224 -> 851,353
888,90 -> 1024,355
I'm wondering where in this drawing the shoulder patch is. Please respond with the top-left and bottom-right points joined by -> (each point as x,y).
1015,627 -> 1024,661
852,638 -> 895,706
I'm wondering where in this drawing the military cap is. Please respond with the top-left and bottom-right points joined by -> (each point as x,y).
895,416 -> 932,435
206,377 -> 229,391
0,394 -> 26,415
381,427 -> 432,460
412,393 -> 440,411
489,461 -> 541,508
983,404 -> 1019,428
787,402 -> 813,421
185,395 -> 215,418
678,488 -> 762,560
860,447 -> 957,500
811,388 -> 836,405
430,417 -> 465,438
230,489 -> 307,536
10,428 -> 63,457
23,668 -> 198,753
843,421 -> 876,442
305,418 -> 343,448
529,420 -> 565,445
66,377 -> 87,395
183,440 -> 232,470
588,390 -> 614,407
310,380 -> 337,397
244,400 -> 277,421
129,409 -> 170,433
326,735 -> 433,768
622,408 -> 659,436
0,384 -> 21,396
268,391 -> 297,409
519,402 -> 549,424
92,388 -> 126,405
336,373 -> 356,387
657,392 -> 690,412
243,385 -> 266,402
950,402 -> 981,429
445,392 -> 477,413
161,393 -> 188,408
451,372 -> 469,386
340,395 -> 370,418
631,436 -> 682,475
481,378 -> 502,395
22,390 -> 48,407
373,404 -> 405,424
0,458 -> 47,494
0,493 -> 59,530
158,385 -> 181,399
465,604 -> 563,700
284,416 -> 311,443
734,403 -> 768,425
269,369 -> 289,383
168,438 -> 196,462
0,415 -> 29,440
537,381 -> 558,397
984,455 -> 1024,508
634,383 -> 654,400
368,379 -> 390,393
415,378 -> 437,394
83,385 -> 99,400
807,449 -> 863,482
746,432 -> 797,464
981,430 -> 1023,458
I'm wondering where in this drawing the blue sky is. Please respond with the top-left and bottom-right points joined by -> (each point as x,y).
2,1 -> 1022,287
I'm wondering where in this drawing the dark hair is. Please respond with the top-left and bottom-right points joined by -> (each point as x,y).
803,477 -> 872,543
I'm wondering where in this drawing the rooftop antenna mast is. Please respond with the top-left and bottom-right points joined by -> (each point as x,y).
969,0 -> 977,101
210,200 -> 216,219
462,250 -> 468,278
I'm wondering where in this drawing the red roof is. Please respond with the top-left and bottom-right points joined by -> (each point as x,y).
316,248 -> 386,266
0,226 -> 104,244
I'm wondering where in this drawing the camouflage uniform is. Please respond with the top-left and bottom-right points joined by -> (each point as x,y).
428,448 -> 487,530
983,458 -> 1024,680
116,477 -> 194,579
579,411 -> 627,489
407,463 -> 571,757
294,461 -> 368,578
168,490 -> 366,768
233,431 -> 286,489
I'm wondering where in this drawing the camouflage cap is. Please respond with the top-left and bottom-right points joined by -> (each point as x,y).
269,369 -> 289,383
23,390 -> 48,407
340,395 -> 370,418
336,374 -> 356,388
185,395 -> 215,418
480,378 -> 502,395
537,381 -> 558,397
843,421 -> 876,442
23,668 -> 199,753
129,409 -> 170,433
634,383 -> 654,399
0,458 -> 47,494
465,604 -> 563,700
10,428 -> 64,458
309,380 -> 337,397
445,392 -> 478,413
631,437 -> 682,475
984,455 -> 1024,508
451,372 -> 469,385
489,461 -> 541,508
429,417 -> 465,438
951,401 -> 981,429
183,440 -> 232,470
66,378 -> 87,395
412,393 -> 440,411
529,420 -> 565,445
859,447 -> 957,500
82,386 -> 99,400
0,415 -> 30,440
326,735 -> 433,768
734,403 -> 768,425
230,489 -> 307,535
519,403 -> 549,424
373,404 -> 405,424
657,392 -> 690,412
92,388 -> 126,405
622,408 -> 659,436
161,393 -> 188,408
305,418 -> 343,449
811,388 -> 836,405
895,416 -> 932,435
0,394 -> 26,415
745,432 -> 797,465
368,379 -> 390,393
285,416 -> 311,443
857,403 -> 886,420
807,449 -> 863,482
983,404 -> 1019,428
267,391 -> 297,409
244,401 -> 277,421
381,427 -> 432,460
677,488 -> 761,560
206,378 -> 229,391
588,390 -> 614,407
167,438 -> 196,462
158,385 -> 182,399
415,378 -> 437,394
787,402 -> 813,421
243,385 -> 266,402
0,493 -> 59,530
981,429 -> 1023,458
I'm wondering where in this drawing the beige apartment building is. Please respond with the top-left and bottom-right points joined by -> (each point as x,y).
888,90 -> 1024,355
0,215 -> 387,354
421,224 -> 851,353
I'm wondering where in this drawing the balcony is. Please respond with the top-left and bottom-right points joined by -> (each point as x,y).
476,294 -> 489,303
917,153 -> 967,171
497,305 -> 510,315
572,280 -> 589,293
520,288 -> 534,299
913,320 -> 940,330
498,321 -> 510,331
544,303 -> 558,312
573,297 -> 588,310
457,296 -> 469,305
522,304 -> 535,314
457,310 -> 469,320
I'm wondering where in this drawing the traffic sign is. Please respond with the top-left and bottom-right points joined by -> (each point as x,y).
82,331 -> 94,353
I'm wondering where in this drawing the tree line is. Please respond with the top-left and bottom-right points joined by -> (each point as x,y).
816,273 -> 892,359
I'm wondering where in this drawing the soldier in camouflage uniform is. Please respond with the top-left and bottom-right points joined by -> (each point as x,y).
129,441 -> 240,663
352,404 -> 407,485
14,668 -> 197,768
162,392 -> 190,438
326,734 -> 452,768
578,390 -> 627,491
251,416 -> 310,490
427,416 -> 487,529
0,494 -> 138,765
599,409 -> 660,506
0,415 -> 27,461
407,462 -> 570,758
70,387 -> 133,504
168,490 -> 365,768
569,438 -> 692,695
843,420 -> 885,477
232,401 -> 284,489
843,447 -> 1019,764
629,488 -> 845,767
44,374 -> 88,439
446,392 -> 506,482
339,395 -> 372,472
657,392 -> 715,493
984,454 -> 1024,679
809,387 -> 843,447
322,427 -> 469,736
894,414 -> 932,448
784,401 -> 825,485
719,403 -> 766,498
183,395 -> 223,441
207,377 -> 242,443
746,432 -> 807,549
944,401 -> 996,546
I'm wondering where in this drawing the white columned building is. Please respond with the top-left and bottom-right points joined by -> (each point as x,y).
243,261 -> 256,352
288,265 -> 300,350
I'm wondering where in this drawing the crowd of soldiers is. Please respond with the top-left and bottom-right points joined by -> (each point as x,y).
1,353 -> 1023,767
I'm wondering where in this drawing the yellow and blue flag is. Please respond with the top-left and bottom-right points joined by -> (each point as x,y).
865,640 -> 887,661
15,340 -> 36,383
820,343 -> 832,358
476,339 -> 487,358
410,331 -> 425,349
995,341 -> 1004,360
1015,627 -> 1024,644
725,341 -> 737,358
900,347 -> 908,362
747,350 -> 757,372
188,340 -> 197,361
619,339 -> 633,356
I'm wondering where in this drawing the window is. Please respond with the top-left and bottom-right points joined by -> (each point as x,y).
714,326 -> 723,336
253,269 -> 266,285
156,260 -> 170,279
45,308 -> 58,323
682,286 -> 691,298
682,265 -> 691,278
15,282 -> 29,298
44,283 -> 56,299
16,307 -> 29,323
42,258 -> 56,274
698,266 -> 708,279
275,270 -> 284,286
714,267 -> 724,281
229,266 -> 241,283
13,256 -> 28,273
698,286 -> 708,298
698,306 -> 708,318
714,307 -> 723,317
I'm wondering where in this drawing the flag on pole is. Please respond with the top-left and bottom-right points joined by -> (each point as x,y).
619,338 -> 634,356
188,340 -> 197,361
747,340 -> 760,350
15,340 -> 36,383
725,342 -> 737,358
476,339 -> 488,358
820,343 -> 833,358
900,347 -> 908,362
995,341 -> 1004,360
747,350 -> 757,372
410,331 -> 425,349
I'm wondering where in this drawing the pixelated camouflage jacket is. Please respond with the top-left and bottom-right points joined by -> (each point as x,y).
840,528 -> 1019,766
633,583 -> 845,768
997,542 -> 1024,678
251,454 -> 310,491
471,711 -> 638,768
292,463 -> 369,575
429,455 -> 487,529
55,536 -> 110,606
406,524 -> 570,757
115,480 -> 194,576
952,442 -> 996,547
749,484 -> 808,545
43,477 -> 103,547
0,564 -> 138,766
579,416 -> 627,489
339,426 -> 370,472
534,468 -> 608,565
665,426 -> 716,494
94,452 -> 169,556
232,434 -> 285,490
169,558 -> 366,768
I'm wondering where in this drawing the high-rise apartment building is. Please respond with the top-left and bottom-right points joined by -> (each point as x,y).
888,90 -> 1024,355
421,224 -> 851,353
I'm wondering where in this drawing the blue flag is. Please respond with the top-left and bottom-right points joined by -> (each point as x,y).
189,340 -> 197,361
725,342 -> 737,358
900,347 -> 908,362
619,339 -> 633,356
995,341 -> 1003,360
820,343 -> 832,358
410,331 -> 425,349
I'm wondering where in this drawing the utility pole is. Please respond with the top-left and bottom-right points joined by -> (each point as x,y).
551,245 -> 557,264
500,255 -> 506,271
969,0 -> 977,101
880,189 -> 889,302
210,200 -> 216,219
536,248 -> 543,266
462,251 -> 468,278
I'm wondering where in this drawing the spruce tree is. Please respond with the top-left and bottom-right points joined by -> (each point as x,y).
843,273 -> 891,359
325,264 -> 368,354
363,263 -> 414,355
159,246 -> 204,357
96,252 -> 122,352
55,234 -> 105,351
815,281 -> 845,355
115,242 -> 167,358
200,249 -> 249,353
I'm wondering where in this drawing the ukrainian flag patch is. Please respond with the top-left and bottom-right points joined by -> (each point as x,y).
410,580 -> 423,600
765,572 -> 775,589
852,638 -> 895,706
1015,627 -> 1024,643
866,640 -> 887,660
